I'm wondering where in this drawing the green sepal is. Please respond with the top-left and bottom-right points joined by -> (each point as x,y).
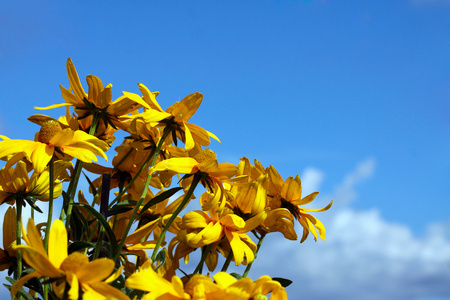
272,277 -> 293,287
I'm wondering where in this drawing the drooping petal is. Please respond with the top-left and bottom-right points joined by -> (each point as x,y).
302,200 -> 333,212
303,213 -> 326,241
182,122 -> 195,151
10,271 -> 41,297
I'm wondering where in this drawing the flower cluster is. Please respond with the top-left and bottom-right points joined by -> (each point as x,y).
0,59 -> 332,300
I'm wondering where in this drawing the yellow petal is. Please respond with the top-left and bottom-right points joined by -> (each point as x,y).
60,85 -> 83,106
213,272 -> 237,289
25,219 -> 46,256
281,176 -> 301,202
151,157 -> 197,174
48,219 -> 68,269
76,258 -> 114,283
171,92 -> 203,122
66,271 -> 79,300
183,122 -> 195,151
35,102 -> 72,110
66,58 -> 86,100
14,245 -> 62,277
138,83 -> 164,111
3,207 -> 16,249
293,191 -> 319,206
11,271 -> 41,297
220,214 -> 245,229
86,74 -> 104,106
89,282 -> 131,300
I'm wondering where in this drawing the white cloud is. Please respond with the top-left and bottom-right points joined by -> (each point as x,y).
247,158 -> 450,300
301,167 -> 324,195
251,208 -> 450,300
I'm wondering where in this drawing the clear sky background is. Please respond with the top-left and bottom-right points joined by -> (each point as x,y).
1,1 -> 449,299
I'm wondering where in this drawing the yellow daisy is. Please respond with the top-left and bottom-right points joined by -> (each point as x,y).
0,120 -> 109,173
267,165 -> 332,242
11,218 -> 127,300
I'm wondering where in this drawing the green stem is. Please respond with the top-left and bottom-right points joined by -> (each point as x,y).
63,114 -> 100,227
242,234 -> 266,278
151,175 -> 201,262
43,157 -> 55,251
15,198 -> 23,281
112,128 -> 170,262
193,244 -> 213,275
221,250 -> 233,272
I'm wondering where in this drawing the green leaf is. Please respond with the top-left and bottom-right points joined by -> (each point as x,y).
272,277 -> 293,287
82,171 -> 98,197
70,203 -> 90,241
230,273 -> 243,280
137,187 -> 183,219
68,241 -> 96,254
107,206 -> 133,217
70,203 -> 118,255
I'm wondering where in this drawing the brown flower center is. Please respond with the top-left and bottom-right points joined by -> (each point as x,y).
38,120 -> 62,144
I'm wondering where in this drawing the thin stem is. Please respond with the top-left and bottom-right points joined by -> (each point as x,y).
242,234 -> 266,278
221,250 -> 233,272
62,113 -> 100,227
61,159 -> 84,225
151,175 -> 201,262
193,244 -> 213,275
15,198 -> 23,281
43,157 -> 55,251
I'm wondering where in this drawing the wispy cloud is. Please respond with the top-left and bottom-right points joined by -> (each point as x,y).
332,157 -> 376,206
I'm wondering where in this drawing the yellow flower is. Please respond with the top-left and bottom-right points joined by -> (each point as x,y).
177,209 -> 265,266
151,148 -> 237,211
36,58 -> 149,138
0,161 -> 66,206
268,166 -> 332,242
126,260 -> 191,300
12,219 -> 127,300
127,83 -> 220,150
212,272 -> 288,300
0,120 -> 108,173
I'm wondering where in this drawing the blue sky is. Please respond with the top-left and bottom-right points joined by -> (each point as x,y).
1,1 -> 449,299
